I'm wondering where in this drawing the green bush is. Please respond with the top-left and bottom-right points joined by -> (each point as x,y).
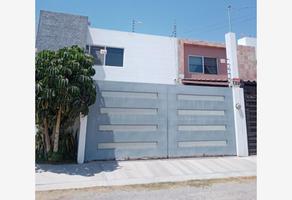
35,129 -> 77,163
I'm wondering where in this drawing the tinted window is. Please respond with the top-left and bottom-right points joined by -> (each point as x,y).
85,45 -> 89,54
189,56 -> 203,73
90,46 -> 105,65
204,57 -> 218,74
105,47 -> 124,67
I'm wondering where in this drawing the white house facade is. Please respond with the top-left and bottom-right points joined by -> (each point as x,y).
87,28 -> 178,84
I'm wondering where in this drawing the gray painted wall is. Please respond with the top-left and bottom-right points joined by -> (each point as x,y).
85,81 -> 168,161
167,84 -> 236,157
85,81 -> 236,161
36,10 -> 88,51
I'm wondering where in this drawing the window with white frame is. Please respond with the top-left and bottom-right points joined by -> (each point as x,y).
86,45 -> 124,67
188,56 -> 218,74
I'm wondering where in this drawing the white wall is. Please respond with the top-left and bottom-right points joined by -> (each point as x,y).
238,37 -> 257,59
238,37 -> 257,48
87,28 -> 178,84
226,32 -> 249,157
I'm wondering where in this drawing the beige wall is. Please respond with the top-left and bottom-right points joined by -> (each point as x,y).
237,45 -> 257,81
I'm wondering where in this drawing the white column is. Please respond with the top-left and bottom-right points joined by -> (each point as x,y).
225,32 -> 249,157
77,114 -> 88,164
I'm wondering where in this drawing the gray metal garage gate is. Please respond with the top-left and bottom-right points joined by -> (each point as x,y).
84,81 -> 236,161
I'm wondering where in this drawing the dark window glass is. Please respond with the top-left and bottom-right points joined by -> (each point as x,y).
90,46 -> 105,65
85,45 -> 89,54
189,56 -> 203,73
204,57 -> 218,74
105,47 -> 124,67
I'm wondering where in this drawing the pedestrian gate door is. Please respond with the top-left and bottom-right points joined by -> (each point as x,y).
84,81 -> 236,161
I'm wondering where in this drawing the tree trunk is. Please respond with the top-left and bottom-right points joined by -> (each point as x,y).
53,107 -> 62,153
43,117 -> 51,153
51,124 -> 56,147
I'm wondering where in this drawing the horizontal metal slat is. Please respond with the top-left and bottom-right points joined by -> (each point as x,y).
176,116 -> 228,125
96,115 -> 165,125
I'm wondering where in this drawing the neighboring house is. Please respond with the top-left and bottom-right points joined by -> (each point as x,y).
178,39 -> 229,86
178,38 -> 257,86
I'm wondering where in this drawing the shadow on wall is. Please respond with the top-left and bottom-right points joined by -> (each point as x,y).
35,84 -> 120,177
87,29 -> 106,81
94,82 -> 118,160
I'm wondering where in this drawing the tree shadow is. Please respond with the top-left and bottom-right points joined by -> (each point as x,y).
35,160 -> 120,177
35,82 -> 120,177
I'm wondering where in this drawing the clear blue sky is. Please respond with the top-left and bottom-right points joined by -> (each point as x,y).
36,0 -> 256,42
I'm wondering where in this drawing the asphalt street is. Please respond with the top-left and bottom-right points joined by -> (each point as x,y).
36,176 -> 256,200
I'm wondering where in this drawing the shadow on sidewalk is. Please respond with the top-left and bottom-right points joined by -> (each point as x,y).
36,81 -> 122,177
35,160 -> 120,177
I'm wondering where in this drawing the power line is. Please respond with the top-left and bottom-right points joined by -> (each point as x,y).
180,13 -> 256,35
182,16 -> 255,36
182,17 -> 255,37
232,6 -> 256,11
180,5 -> 256,35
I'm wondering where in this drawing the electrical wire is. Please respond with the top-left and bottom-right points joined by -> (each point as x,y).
181,16 -> 255,37
180,6 -> 256,36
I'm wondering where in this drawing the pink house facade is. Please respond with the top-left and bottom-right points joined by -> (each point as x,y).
178,39 -> 257,86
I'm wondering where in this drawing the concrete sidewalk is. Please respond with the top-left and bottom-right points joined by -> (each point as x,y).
36,156 -> 256,191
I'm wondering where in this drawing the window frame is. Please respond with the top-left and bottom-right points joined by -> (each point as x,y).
188,55 -> 204,74
88,45 -> 106,66
188,55 -> 219,75
104,46 -> 124,67
203,56 -> 219,75
87,44 -> 125,67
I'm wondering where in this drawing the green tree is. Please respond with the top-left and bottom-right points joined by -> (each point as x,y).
35,45 -> 96,160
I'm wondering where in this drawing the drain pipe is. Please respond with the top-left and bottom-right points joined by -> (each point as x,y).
225,32 -> 249,156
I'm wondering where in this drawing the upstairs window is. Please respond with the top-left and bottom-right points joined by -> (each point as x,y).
188,56 -> 218,74
105,47 -> 124,67
189,56 -> 203,73
204,57 -> 218,74
90,46 -> 105,66
87,45 -> 124,67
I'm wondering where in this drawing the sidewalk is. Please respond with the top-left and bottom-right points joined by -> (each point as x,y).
36,156 -> 256,191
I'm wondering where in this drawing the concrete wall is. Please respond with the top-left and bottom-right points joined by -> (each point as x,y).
87,28 -> 178,84
36,10 -> 88,51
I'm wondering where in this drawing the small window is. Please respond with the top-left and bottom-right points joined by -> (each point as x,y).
189,56 -> 203,73
90,46 -> 105,65
188,56 -> 218,74
204,57 -> 218,74
105,47 -> 124,67
87,45 -> 124,67
85,45 -> 90,54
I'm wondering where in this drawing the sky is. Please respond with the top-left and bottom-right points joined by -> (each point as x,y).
35,0 -> 256,43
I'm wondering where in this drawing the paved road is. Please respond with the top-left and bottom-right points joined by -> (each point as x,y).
36,176 -> 256,200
